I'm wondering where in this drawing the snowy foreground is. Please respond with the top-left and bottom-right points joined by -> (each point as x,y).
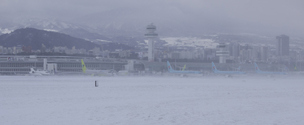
1,76 -> 304,125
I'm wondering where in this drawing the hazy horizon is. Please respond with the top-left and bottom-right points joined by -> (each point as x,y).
1,0 -> 303,37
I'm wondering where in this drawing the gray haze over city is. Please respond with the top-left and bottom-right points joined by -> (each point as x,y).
1,0 -> 303,37
2,1 -> 304,124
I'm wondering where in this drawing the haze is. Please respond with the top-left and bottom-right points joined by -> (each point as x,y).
0,0 -> 303,37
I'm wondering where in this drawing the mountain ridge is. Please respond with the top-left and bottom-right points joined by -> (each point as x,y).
0,27 -> 135,51
0,28 -> 99,50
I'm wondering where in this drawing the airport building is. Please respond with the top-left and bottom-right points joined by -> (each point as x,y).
0,55 -> 129,75
216,43 -> 229,63
276,35 -> 289,56
0,55 -> 291,75
260,46 -> 269,62
144,23 -> 158,62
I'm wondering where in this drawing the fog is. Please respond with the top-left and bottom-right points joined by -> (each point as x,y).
1,76 -> 304,124
1,1 -> 303,123
1,0 -> 303,36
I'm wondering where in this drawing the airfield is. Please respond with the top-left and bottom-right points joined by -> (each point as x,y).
1,75 -> 304,125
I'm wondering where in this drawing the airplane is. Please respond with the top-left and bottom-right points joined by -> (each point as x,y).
167,61 -> 201,74
29,68 -> 51,76
81,59 -> 117,76
212,62 -> 245,75
254,62 -> 286,75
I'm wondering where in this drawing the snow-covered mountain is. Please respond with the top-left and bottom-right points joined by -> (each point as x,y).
76,7 -> 210,37
2,15 -> 298,49
0,18 -> 113,43
10,18 -> 80,31
0,28 -> 13,34
74,6 -> 277,38
0,28 -> 99,50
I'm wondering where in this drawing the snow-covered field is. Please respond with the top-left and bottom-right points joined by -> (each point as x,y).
1,76 -> 304,125
161,37 -> 218,48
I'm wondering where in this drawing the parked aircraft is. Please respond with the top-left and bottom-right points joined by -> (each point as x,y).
29,68 -> 51,76
254,63 -> 286,75
81,59 -> 116,76
212,62 -> 245,75
167,61 -> 201,74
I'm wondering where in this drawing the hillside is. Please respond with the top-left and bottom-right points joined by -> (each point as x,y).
0,28 -> 98,50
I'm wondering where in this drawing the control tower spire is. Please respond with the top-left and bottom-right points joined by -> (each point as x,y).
144,23 -> 158,62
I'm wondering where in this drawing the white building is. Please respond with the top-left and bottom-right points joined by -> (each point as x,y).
216,43 -> 229,63
260,46 -> 269,62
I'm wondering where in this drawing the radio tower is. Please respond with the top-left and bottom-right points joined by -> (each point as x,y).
145,23 -> 158,62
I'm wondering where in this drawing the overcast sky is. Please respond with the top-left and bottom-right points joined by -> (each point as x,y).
1,0 -> 303,36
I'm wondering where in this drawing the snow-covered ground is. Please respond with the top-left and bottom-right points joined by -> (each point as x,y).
161,37 -> 218,48
1,76 -> 304,125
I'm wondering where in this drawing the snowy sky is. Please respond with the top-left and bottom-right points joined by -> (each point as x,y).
1,0 -> 303,36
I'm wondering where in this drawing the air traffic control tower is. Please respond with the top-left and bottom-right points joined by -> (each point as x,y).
145,23 -> 158,62
216,43 -> 229,63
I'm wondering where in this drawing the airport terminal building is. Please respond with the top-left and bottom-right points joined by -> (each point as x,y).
0,55 -> 287,75
0,55 -> 129,75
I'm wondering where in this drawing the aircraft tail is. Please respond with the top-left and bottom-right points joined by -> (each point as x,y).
182,64 -> 186,71
81,59 -> 87,73
29,68 -> 35,74
237,66 -> 241,71
212,62 -> 218,72
254,63 -> 261,72
167,61 -> 174,72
